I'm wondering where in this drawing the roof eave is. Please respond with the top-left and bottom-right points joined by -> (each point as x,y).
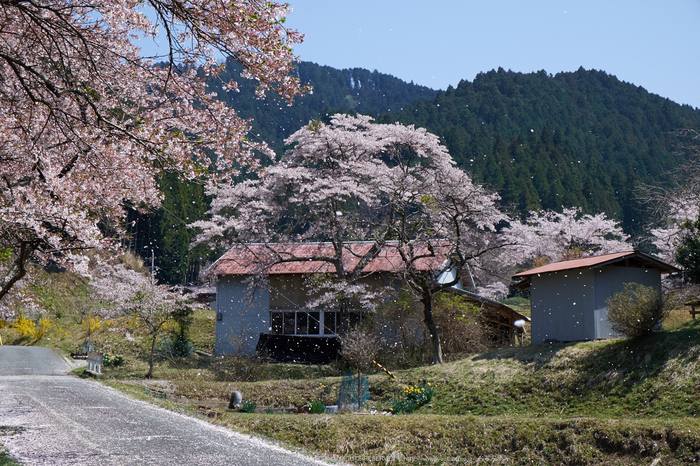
512,250 -> 679,279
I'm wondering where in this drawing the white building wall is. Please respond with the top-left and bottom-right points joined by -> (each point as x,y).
530,268 -> 596,343
215,275 -> 270,356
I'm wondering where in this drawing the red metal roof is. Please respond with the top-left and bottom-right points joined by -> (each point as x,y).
211,242 -> 449,276
512,250 -> 678,278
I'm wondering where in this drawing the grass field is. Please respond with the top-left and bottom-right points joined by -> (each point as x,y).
4,269 -> 700,464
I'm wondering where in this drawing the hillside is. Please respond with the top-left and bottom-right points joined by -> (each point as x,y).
385,68 -> 700,234
5,272 -> 700,465
206,59 -> 438,153
136,65 -> 700,283
212,63 -> 700,231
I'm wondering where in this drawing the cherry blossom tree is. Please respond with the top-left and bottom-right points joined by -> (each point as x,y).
503,207 -> 630,266
649,200 -> 699,264
641,130 -> 700,265
0,1 -> 305,305
196,115 -> 391,335
92,263 -> 197,378
194,114 -> 510,364
363,121 -> 508,364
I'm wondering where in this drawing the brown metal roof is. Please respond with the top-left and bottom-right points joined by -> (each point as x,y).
512,250 -> 679,278
211,242 -> 449,276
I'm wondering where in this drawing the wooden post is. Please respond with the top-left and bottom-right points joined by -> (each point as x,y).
687,300 -> 700,319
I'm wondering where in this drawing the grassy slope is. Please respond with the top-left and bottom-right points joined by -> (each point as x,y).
5,270 -> 700,464
210,323 -> 700,465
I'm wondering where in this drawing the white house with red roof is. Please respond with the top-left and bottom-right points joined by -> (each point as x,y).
513,250 -> 679,344
209,241 -> 529,361
208,242 -> 449,362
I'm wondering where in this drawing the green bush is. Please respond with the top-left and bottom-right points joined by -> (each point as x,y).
390,398 -> 417,414
240,401 -> 256,413
390,383 -> 435,414
309,400 -> 326,414
606,283 -> 665,338
170,337 -> 194,358
103,353 -> 124,367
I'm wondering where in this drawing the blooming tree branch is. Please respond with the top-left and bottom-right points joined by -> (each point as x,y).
91,262 -> 199,378
502,207 -> 630,265
0,0 -> 306,304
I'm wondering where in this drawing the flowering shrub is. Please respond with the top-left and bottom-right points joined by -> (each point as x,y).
82,316 -> 101,334
34,317 -> 53,340
319,382 -> 332,395
11,315 -> 53,340
404,383 -> 435,406
12,315 -> 35,339
391,383 -> 435,414
103,353 -> 124,367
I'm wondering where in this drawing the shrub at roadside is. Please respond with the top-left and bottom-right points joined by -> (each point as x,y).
12,314 -> 35,339
390,383 -> 435,414
606,283 -> 665,338
103,353 -> 124,367
340,328 -> 380,373
11,314 -> 53,341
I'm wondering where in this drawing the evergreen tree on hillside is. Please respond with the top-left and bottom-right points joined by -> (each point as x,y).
205,59 -> 438,154
391,67 -> 700,228
137,65 -> 700,283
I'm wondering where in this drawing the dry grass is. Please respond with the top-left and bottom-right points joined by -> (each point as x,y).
217,414 -> 700,465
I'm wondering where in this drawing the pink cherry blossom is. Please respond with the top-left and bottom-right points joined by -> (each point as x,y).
92,262 -> 201,377
195,114 -> 511,364
503,207 -> 630,265
0,1 -> 306,303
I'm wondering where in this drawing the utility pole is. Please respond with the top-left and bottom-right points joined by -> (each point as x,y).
151,249 -> 155,285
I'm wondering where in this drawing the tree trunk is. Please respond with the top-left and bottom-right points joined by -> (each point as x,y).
0,242 -> 33,303
421,291 -> 443,364
146,333 -> 157,379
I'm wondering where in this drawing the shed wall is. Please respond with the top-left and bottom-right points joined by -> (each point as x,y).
530,264 -> 664,344
215,275 -> 270,356
592,265 -> 662,339
593,265 -> 662,309
530,268 -> 596,343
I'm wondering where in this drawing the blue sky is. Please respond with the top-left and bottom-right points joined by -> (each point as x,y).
284,1 -> 700,108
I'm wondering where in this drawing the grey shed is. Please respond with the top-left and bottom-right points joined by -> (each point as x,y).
512,250 -> 679,344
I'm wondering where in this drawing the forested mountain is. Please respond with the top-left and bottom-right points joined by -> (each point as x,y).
139,63 -> 700,284
380,67 -> 700,235
207,59 -> 438,152
214,63 -> 700,233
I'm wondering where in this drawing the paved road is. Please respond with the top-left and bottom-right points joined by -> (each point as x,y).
0,346 -> 338,465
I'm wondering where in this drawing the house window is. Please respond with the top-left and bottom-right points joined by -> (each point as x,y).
270,310 -> 336,336
323,311 -> 337,335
